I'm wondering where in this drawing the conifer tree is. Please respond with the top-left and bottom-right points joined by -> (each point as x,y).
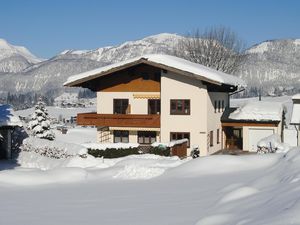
28,97 -> 55,140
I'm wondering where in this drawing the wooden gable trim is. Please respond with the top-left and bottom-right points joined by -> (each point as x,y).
65,58 -> 225,88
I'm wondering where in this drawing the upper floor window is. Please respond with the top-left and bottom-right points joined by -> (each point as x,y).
222,100 -> 225,112
148,99 -> 160,115
170,99 -> 190,115
218,100 -> 221,112
214,100 -> 217,113
113,99 -> 129,114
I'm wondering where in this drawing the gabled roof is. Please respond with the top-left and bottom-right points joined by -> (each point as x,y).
0,104 -> 22,127
64,54 -> 246,88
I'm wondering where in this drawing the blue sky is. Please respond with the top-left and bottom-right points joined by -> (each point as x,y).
0,0 -> 299,58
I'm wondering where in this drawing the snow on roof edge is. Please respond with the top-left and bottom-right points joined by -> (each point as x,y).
64,54 -> 246,88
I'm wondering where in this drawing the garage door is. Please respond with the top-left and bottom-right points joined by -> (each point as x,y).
248,128 -> 274,152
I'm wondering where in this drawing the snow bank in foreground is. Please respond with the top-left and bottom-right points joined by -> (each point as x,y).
8,152 -> 184,185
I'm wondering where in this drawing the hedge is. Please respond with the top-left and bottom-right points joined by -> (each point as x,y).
87,146 -> 171,158
87,147 -> 140,158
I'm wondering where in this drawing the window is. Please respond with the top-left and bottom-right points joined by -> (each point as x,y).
222,100 -> 225,112
148,99 -> 160,114
170,132 -> 190,147
170,100 -> 190,115
214,100 -> 217,113
138,131 -> 156,144
113,130 -> 129,143
217,129 -> 220,144
210,131 -> 213,147
113,99 -> 129,114
218,100 -> 221,112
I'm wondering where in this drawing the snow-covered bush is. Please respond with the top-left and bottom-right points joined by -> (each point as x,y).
88,147 -> 140,158
21,137 -> 87,159
149,146 -> 171,156
257,134 -> 290,154
27,97 -> 55,140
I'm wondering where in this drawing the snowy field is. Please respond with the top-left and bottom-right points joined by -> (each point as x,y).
15,105 -> 96,120
1,150 -> 300,225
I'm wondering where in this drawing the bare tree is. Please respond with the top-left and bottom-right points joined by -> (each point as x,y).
174,26 -> 246,74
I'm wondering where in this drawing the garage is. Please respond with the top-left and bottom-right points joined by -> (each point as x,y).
248,128 -> 274,152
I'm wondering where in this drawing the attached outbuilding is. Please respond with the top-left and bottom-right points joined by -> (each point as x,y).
0,105 -> 22,159
221,101 -> 285,152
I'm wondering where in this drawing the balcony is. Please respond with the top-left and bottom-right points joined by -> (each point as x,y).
77,113 -> 160,128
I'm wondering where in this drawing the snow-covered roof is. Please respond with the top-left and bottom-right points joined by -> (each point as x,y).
228,101 -> 284,122
292,94 -> 300,100
291,103 -> 300,125
0,104 -> 22,127
64,54 -> 246,88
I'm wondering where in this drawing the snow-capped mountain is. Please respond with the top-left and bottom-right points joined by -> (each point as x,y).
239,39 -> 300,96
0,39 -> 43,73
0,33 -> 181,96
0,34 -> 299,98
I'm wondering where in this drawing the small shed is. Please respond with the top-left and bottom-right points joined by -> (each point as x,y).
0,105 -> 22,159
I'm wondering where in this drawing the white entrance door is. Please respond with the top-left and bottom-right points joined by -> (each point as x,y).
248,128 -> 274,152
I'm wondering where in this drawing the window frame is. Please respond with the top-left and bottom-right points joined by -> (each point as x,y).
113,130 -> 129,143
113,99 -> 129,114
210,130 -> 214,147
137,131 -> 157,144
214,100 -> 217,113
170,132 -> 190,147
217,129 -> 220,144
170,99 -> 190,115
148,99 -> 161,115
222,100 -> 225,112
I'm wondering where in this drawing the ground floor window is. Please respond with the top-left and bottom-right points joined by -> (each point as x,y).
113,130 -> 129,143
170,132 -> 190,147
138,131 -> 156,144
210,131 -> 214,147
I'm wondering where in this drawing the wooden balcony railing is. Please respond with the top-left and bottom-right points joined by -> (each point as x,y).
77,113 -> 160,128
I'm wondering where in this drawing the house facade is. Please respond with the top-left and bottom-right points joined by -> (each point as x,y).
64,55 -> 245,156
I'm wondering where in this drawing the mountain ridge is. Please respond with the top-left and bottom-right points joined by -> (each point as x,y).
0,33 -> 299,98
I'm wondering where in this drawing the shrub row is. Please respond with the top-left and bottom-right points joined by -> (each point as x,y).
88,146 -> 171,158
88,147 -> 140,158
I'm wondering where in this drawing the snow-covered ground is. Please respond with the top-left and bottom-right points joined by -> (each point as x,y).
0,149 -> 300,225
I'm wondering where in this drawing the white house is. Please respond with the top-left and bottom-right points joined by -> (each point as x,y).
64,54 -> 245,156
